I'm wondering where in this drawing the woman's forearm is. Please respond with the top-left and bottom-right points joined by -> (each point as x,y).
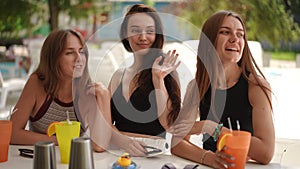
152,76 -> 170,127
248,136 -> 274,164
11,129 -> 56,145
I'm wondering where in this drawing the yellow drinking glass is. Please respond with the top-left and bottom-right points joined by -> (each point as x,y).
55,121 -> 80,164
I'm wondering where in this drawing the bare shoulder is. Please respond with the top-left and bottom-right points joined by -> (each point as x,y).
108,68 -> 125,93
248,73 -> 271,89
248,73 -> 272,102
111,68 -> 124,80
14,74 -> 47,117
24,74 -> 44,92
186,79 -> 197,89
182,79 -> 199,106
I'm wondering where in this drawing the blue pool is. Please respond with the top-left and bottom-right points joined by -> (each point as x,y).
0,62 -> 27,79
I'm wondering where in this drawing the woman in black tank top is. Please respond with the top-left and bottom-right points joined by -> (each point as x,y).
111,69 -> 166,138
109,4 -> 181,156
171,10 -> 274,168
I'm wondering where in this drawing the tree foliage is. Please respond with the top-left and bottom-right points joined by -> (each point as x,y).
0,0 -> 44,40
0,0 -> 110,39
48,0 -> 110,30
171,0 -> 300,49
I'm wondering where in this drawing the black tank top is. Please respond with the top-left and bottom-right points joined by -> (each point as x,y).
200,74 -> 253,152
110,70 -> 166,138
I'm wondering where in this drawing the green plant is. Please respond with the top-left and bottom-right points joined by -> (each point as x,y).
271,51 -> 296,61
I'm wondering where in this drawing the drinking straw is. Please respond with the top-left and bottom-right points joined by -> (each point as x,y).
227,117 -> 233,133
237,120 -> 240,131
66,111 -> 72,125
8,106 -> 13,120
8,106 -> 18,120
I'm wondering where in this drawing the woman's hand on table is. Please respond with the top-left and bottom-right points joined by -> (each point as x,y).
206,147 -> 235,169
121,138 -> 147,157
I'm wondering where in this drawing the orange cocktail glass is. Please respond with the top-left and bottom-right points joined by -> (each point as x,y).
221,130 -> 251,169
0,120 -> 12,162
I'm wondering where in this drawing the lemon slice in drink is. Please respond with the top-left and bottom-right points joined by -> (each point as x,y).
46,121 -> 63,137
217,133 -> 233,151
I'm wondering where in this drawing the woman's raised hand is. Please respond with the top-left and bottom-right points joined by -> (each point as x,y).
152,50 -> 180,79
86,82 -> 110,99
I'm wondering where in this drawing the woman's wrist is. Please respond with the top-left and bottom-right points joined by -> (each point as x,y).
192,122 -> 201,135
50,136 -> 58,145
213,123 -> 223,142
201,120 -> 219,136
152,75 -> 165,86
203,151 -> 217,167
200,150 -> 211,164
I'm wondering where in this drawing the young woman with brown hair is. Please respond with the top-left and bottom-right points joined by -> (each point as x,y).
171,10 -> 275,168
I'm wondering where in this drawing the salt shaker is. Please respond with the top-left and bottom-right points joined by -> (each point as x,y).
33,141 -> 56,169
69,137 -> 94,169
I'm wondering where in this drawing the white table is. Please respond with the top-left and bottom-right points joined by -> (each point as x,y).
0,145 -> 286,169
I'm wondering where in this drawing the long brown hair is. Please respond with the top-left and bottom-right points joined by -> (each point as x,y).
119,4 -> 181,126
196,10 -> 272,120
35,29 -> 91,97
